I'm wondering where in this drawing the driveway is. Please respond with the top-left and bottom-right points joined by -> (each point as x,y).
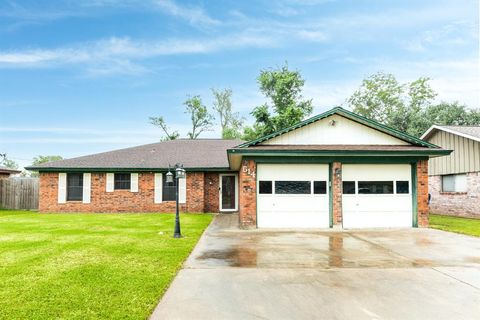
151,214 -> 480,320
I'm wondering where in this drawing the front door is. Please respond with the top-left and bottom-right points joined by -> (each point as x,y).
220,174 -> 238,212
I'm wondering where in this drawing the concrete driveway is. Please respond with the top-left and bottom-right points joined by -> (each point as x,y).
151,214 -> 480,320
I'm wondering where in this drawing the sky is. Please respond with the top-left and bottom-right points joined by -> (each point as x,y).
0,0 -> 479,169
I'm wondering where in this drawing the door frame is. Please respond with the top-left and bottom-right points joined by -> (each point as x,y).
219,174 -> 239,212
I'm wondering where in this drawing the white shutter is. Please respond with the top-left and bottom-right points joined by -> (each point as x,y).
58,173 -> 67,203
83,173 -> 91,203
154,173 -> 163,203
106,173 -> 114,192
179,173 -> 187,204
130,173 -> 139,192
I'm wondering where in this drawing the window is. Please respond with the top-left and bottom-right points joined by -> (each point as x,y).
358,181 -> 393,194
342,181 -> 355,194
67,173 -> 83,201
313,181 -> 327,194
275,181 -> 311,194
114,173 -> 131,190
259,181 -> 272,194
442,174 -> 467,192
162,173 -> 176,201
396,181 -> 409,194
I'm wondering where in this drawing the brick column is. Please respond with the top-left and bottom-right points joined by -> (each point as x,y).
186,172 -> 205,213
331,162 -> 342,226
239,159 -> 257,228
417,160 -> 429,227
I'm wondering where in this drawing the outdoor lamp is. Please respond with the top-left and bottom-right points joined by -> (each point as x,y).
175,166 -> 186,179
173,163 -> 185,239
166,170 -> 174,184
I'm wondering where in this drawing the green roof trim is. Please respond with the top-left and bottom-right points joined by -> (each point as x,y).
236,107 -> 440,149
28,167 -> 234,173
227,149 -> 451,156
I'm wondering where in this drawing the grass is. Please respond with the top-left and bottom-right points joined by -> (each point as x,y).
0,210 -> 212,320
429,214 -> 480,237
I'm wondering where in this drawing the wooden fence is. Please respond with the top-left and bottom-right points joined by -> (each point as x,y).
0,178 -> 39,210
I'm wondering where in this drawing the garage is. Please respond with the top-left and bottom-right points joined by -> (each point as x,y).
342,164 -> 413,228
257,164 -> 330,228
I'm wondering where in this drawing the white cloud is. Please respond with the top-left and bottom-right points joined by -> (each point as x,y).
154,0 -> 219,26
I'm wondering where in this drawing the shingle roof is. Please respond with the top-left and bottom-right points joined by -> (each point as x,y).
26,139 -> 243,171
421,125 -> 480,143
440,126 -> 480,139
0,166 -> 21,174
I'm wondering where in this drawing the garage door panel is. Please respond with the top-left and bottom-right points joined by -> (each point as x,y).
257,164 -> 330,229
342,164 -> 413,229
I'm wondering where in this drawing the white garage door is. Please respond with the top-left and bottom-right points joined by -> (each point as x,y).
257,164 -> 330,228
342,164 -> 413,229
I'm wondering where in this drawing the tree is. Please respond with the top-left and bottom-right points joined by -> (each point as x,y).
0,158 -> 19,169
212,88 -> 244,139
149,116 -> 180,141
29,155 -> 63,177
184,95 -> 214,139
245,63 -> 313,139
345,72 -> 479,137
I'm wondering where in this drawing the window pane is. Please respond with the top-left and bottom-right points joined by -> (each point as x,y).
454,174 -> 467,192
163,173 -> 177,201
358,181 -> 393,194
114,173 -> 131,190
342,181 -> 355,194
396,181 -> 409,194
313,181 -> 327,194
259,181 -> 272,194
275,181 -> 311,194
442,175 -> 455,192
67,173 -> 83,201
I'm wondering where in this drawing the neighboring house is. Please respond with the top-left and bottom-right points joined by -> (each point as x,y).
421,125 -> 480,218
0,166 -> 21,179
27,107 -> 450,229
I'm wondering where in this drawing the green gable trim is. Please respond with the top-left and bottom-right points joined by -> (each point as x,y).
236,107 -> 440,149
32,167 -> 234,173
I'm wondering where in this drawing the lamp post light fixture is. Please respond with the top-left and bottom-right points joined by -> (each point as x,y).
168,163 -> 186,238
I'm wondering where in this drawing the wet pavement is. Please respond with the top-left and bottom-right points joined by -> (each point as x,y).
151,214 -> 480,320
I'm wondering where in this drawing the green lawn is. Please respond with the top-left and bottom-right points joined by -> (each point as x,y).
429,214 -> 480,237
0,210 -> 212,319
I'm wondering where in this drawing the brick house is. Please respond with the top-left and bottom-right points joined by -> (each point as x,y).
0,166 -> 21,179
421,125 -> 480,218
28,107 -> 450,229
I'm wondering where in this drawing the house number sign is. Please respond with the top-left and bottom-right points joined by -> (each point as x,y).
242,161 -> 256,178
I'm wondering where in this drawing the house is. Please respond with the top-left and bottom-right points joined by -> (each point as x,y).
27,107 -> 450,229
421,125 -> 480,218
0,166 -> 21,179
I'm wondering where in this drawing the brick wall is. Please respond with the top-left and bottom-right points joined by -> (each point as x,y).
204,173 -> 220,213
417,160 -> 429,227
429,172 -> 480,218
331,162 -> 342,225
239,159 -> 256,228
39,172 -> 208,213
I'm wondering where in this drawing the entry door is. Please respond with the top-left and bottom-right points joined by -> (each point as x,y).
220,174 -> 238,212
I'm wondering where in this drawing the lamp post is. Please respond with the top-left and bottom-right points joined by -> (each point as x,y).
167,163 -> 185,238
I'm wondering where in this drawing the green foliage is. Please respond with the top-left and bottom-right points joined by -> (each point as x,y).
212,88 -> 244,139
0,210 -> 212,319
347,72 -> 479,137
430,214 -> 480,237
0,158 -> 19,170
184,95 -> 214,139
149,116 -> 180,141
29,155 -> 63,177
244,63 -> 313,139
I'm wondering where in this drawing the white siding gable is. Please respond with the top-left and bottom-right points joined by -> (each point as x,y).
263,114 -> 409,145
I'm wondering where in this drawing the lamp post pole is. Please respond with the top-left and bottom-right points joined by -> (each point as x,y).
173,170 -> 182,238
